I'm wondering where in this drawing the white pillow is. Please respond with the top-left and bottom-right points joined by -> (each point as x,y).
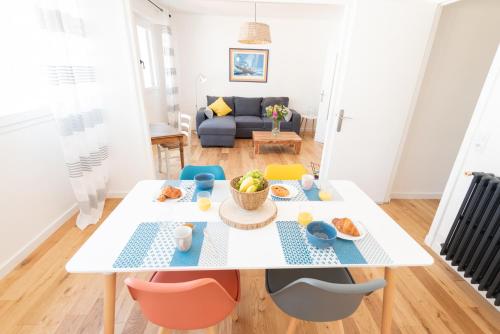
284,108 -> 293,122
204,107 -> 214,119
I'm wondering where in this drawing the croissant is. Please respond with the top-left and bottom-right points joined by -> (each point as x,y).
332,218 -> 360,237
161,186 -> 182,199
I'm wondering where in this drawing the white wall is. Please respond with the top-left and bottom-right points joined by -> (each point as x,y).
392,0 -> 500,199
0,113 -> 77,278
85,0 -> 156,196
427,45 -> 500,251
0,0 -> 155,278
173,11 -> 343,120
425,45 -> 500,309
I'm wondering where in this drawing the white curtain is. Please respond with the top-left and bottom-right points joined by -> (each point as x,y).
38,0 -> 109,229
161,22 -> 180,126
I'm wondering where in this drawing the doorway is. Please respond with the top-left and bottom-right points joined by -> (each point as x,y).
390,0 -> 500,201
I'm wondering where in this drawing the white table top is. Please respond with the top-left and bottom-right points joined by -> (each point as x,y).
66,180 -> 433,273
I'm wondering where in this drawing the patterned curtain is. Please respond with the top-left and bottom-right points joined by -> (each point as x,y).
38,0 -> 109,230
161,23 -> 180,126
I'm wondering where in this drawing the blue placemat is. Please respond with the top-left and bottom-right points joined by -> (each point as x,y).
276,221 -> 392,265
113,221 -> 229,269
268,180 -> 331,201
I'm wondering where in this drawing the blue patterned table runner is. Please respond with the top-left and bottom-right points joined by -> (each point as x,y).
276,221 -> 392,265
113,221 -> 228,269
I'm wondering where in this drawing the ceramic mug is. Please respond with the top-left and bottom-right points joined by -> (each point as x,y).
174,226 -> 192,252
301,174 -> 314,190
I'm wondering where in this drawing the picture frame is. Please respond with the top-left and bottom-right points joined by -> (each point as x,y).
229,48 -> 269,83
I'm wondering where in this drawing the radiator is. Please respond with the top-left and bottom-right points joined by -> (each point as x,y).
441,172 -> 500,306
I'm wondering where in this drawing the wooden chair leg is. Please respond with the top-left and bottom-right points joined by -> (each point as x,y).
207,325 -> 217,334
156,145 -> 162,174
286,318 -> 299,334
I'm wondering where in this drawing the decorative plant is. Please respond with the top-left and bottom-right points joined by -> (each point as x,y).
265,104 -> 289,121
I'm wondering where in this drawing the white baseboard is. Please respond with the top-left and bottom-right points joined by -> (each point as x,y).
0,203 -> 79,280
391,192 -> 442,199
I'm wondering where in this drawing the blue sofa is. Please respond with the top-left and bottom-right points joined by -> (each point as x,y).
196,96 -> 301,147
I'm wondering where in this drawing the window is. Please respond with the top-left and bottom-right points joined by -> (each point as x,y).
136,24 -> 157,89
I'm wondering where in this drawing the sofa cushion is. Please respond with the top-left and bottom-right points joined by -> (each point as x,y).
235,116 -> 265,129
197,116 -> 236,136
208,97 -> 232,117
261,97 -> 289,117
207,96 -> 235,112
234,97 -> 263,117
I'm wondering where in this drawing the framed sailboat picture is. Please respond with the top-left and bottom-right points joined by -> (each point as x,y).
229,48 -> 269,83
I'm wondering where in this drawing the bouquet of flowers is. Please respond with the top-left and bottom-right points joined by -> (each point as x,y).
265,104 -> 290,121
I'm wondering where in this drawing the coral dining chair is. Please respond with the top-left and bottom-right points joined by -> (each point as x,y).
264,164 -> 308,180
125,270 -> 240,333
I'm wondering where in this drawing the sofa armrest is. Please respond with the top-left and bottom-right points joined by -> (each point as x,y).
196,108 -> 207,133
290,109 -> 301,134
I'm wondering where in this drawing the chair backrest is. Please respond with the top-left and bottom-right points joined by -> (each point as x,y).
269,277 -> 385,322
264,164 -> 308,180
125,277 -> 236,330
178,112 -> 192,145
179,165 -> 226,180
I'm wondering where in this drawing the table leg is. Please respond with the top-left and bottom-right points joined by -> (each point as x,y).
156,145 -> 162,174
179,136 -> 185,168
254,143 -> 259,155
381,267 -> 396,334
104,273 -> 116,334
295,142 -> 301,154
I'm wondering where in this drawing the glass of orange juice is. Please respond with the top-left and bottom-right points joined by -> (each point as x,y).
318,181 -> 333,201
298,204 -> 313,226
197,191 -> 211,211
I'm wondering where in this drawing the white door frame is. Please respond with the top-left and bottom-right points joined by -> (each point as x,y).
425,44 -> 500,249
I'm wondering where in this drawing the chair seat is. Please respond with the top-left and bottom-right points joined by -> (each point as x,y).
266,268 -> 354,294
151,270 -> 240,301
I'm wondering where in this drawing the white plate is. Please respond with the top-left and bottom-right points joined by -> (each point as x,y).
334,220 -> 366,241
155,186 -> 186,202
269,183 -> 299,199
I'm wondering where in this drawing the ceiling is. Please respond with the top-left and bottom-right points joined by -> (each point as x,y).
159,0 -> 342,19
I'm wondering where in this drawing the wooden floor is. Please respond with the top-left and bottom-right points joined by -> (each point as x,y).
1,134 -> 499,334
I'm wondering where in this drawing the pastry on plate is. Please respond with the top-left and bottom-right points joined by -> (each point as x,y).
157,186 -> 182,201
332,218 -> 360,237
271,185 -> 290,197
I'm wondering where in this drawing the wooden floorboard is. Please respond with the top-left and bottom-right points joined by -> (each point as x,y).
1,134 -> 498,334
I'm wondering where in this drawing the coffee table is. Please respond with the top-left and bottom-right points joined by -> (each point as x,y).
252,131 -> 302,154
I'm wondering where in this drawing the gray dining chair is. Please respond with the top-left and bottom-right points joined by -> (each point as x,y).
266,268 -> 386,333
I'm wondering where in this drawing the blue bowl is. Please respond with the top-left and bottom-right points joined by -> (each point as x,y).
306,221 -> 337,248
194,173 -> 215,190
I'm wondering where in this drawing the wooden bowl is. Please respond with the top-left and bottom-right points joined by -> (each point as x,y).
230,176 -> 270,210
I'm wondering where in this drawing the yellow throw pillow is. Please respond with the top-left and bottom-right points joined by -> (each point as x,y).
208,97 -> 232,117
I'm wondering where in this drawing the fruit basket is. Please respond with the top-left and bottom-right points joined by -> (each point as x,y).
230,176 -> 269,210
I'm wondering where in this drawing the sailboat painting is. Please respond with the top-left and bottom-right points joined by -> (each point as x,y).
229,48 -> 269,83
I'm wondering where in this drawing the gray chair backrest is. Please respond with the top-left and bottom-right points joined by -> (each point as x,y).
270,277 -> 386,322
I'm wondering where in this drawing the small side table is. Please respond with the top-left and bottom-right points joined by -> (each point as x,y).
300,114 -> 318,136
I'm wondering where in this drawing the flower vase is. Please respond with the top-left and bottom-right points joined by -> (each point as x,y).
272,119 -> 281,136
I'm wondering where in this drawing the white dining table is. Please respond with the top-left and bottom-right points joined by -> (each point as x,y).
66,180 -> 433,334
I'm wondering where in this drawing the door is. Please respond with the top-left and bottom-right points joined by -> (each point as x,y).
320,0 -> 439,202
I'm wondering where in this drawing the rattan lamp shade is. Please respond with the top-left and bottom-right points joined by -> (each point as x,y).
238,22 -> 271,44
